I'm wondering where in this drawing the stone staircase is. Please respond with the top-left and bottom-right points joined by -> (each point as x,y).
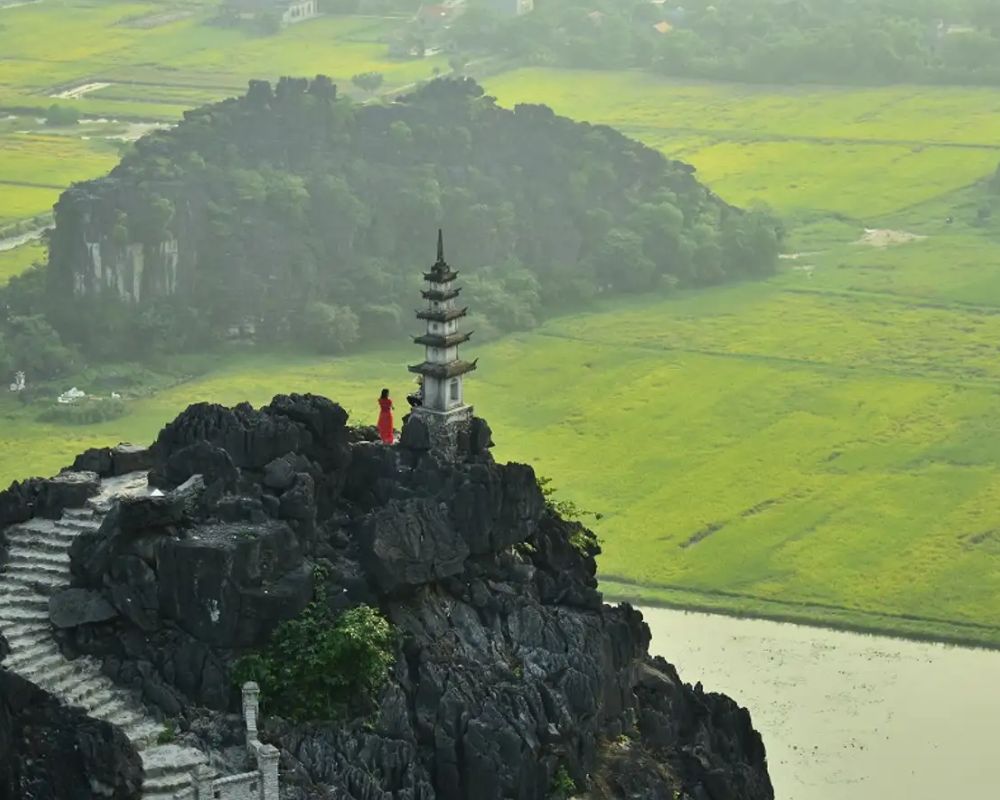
0,472 -> 210,799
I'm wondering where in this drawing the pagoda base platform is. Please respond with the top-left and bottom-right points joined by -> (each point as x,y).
400,404 -> 474,461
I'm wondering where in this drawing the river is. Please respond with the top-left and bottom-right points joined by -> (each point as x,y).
642,607 -> 1000,800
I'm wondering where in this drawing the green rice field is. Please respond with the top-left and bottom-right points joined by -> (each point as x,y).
4,51 -> 1000,645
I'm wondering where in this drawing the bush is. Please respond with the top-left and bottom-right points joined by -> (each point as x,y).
233,601 -> 396,722
549,765 -> 576,800
4,315 -> 75,378
44,104 -> 80,127
37,397 -> 127,425
299,302 -> 360,353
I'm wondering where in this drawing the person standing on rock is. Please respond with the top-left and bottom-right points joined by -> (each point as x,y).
377,388 -> 395,444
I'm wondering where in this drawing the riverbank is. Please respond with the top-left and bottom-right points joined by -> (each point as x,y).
607,579 -> 1000,651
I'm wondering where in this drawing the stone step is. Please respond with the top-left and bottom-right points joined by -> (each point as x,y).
5,529 -> 77,549
1,584 -> 49,604
18,653 -> 75,683
4,559 -> 70,577
127,719 -> 167,747
6,548 -> 70,566
63,507 -> 96,520
0,604 -> 50,622
3,570 -> 66,591
141,745 -> 207,779
141,769 -> 198,798
57,518 -> 102,533
64,680 -> 115,709
0,622 -> 50,643
52,669 -> 103,703
0,639 -> 60,669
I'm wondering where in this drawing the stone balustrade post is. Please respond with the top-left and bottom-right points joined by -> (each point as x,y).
242,681 -> 260,747
195,764 -> 215,800
255,743 -> 280,800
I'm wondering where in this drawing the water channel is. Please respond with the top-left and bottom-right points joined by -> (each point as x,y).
642,607 -> 1000,800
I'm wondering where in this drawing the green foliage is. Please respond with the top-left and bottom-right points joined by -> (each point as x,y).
351,71 -> 384,94
36,77 -> 776,361
449,0 -> 1000,87
1,315 -> 75,379
549,765 -> 576,800
155,722 -> 176,745
537,475 -> 599,523
43,105 -> 79,127
299,302 -> 361,353
37,397 -> 127,425
232,602 -> 396,723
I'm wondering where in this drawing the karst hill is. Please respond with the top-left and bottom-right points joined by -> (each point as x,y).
0,395 -> 774,800
34,76 -> 778,361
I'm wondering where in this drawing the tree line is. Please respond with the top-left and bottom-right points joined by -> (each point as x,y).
1,77 -> 780,378
448,0 -> 1000,86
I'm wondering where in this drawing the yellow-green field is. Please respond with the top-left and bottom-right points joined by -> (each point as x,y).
0,241 -> 44,285
5,56 -> 1000,645
0,0 -> 444,226
486,70 -> 1000,220
0,0 -> 442,118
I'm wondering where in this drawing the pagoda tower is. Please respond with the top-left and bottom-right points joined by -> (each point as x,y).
406,230 -> 477,455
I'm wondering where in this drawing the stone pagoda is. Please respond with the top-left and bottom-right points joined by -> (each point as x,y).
405,230 -> 477,456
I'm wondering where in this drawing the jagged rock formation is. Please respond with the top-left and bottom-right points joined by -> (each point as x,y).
1,394 -> 773,800
0,474 -> 209,799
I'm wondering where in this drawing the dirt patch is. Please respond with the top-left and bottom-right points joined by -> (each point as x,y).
679,521 -> 724,549
50,81 -> 111,100
856,228 -> 926,248
119,10 -> 193,29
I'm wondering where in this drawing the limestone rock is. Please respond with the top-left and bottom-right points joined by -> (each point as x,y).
0,656 -> 143,799
358,498 -> 470,594
46,396 -> 773,799
49,588 -> 118,628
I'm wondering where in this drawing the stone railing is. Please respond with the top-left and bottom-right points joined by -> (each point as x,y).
173,683 -> 279,800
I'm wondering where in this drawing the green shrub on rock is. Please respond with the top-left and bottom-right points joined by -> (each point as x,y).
233,602 -> 396,722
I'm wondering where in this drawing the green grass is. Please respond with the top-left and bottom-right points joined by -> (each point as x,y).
486,70 -> 1000,222
0,0 -> 443,120
0,241 -> 45,285
7,54 -> 1000,645
0,0 -> 444,228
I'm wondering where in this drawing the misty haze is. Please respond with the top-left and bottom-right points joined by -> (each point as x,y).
1,2 -> 999,799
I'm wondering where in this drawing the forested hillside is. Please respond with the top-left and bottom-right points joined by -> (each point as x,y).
449,0 -> 1000,86
5,77 -> 777,369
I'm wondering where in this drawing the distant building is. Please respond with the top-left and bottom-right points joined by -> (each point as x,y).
653,20 -> 672,34
226,0 -> 318,26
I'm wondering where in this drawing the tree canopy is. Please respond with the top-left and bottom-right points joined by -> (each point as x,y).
447,0 -> 1000,87
22,77 -> 779,365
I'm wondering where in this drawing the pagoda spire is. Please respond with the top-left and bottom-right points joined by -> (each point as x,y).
403,228 -> 477,458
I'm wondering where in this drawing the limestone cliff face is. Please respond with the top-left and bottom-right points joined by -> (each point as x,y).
49,181 -> 189,304
2,395 -> 773,800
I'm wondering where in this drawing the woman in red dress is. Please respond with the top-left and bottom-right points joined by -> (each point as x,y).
377,388 -> 394,444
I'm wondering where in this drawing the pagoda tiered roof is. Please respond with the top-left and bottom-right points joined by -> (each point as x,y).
423,229 -> 459,282
416,306 -> 469,323
408,359 -> 478,379
414,330 -> 473,348
421,286 -> 462,302
423,266 -> 459,283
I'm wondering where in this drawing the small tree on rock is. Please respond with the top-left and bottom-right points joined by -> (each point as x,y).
351,72 -> 384,96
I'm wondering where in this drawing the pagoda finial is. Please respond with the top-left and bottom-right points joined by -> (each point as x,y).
436,228 -> 445,265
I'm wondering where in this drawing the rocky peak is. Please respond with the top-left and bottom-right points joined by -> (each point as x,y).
1,393 -> 773,800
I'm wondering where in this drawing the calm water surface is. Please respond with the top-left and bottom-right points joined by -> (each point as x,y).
641,607 -> 1000,800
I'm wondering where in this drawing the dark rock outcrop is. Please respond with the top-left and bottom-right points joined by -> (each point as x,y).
0,636 -> 143,800
7,393 -> 772,800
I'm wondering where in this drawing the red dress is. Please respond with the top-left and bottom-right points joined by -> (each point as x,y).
377,396 -> 394,444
